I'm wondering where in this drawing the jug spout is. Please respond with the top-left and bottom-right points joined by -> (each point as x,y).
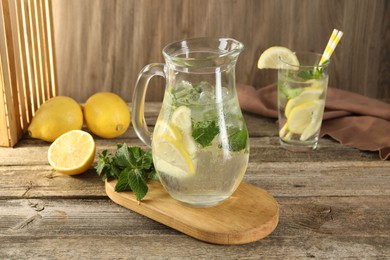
163,37 -> 244,73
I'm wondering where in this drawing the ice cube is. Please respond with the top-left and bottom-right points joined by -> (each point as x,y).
199,91 -> 214,104
221,87 -> 230,99
197,81 -> 214,93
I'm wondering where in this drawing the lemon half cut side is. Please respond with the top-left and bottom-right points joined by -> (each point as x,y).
48,130 -> 96,175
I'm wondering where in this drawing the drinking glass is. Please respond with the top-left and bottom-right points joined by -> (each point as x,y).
277,52 -> 329,151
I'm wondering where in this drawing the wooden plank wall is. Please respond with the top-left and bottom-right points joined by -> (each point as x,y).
51,0 -> 389,102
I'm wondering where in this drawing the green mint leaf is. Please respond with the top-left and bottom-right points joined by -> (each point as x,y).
228,129 -> 248,152
278,83 -> 304,99
148,169 -> 159,181
112,144 -> 148,170
127,146 -> 143,164
95,144 -> 157,201
141,150 -> 153,170
112,164 -> 123,179
113,143 -> 134,169
321,60 -> 330,67
298,65 -> 326,80
96,150 -> 109,176
128,168 -> 148,201
192,120 -> 219,147
115,169 -> 132,192
96,150 -> 117,180
297,70 -> 313,80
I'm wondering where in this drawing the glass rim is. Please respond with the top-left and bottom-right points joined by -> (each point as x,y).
279,51 -> 330,69
162,37 -> 244,62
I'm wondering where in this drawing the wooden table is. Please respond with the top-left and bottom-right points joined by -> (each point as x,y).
1,103 -> 389,259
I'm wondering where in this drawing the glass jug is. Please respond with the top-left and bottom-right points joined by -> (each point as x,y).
132,38 -> 249,207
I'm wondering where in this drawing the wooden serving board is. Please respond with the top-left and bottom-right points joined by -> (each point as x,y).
105,180 -> 279,245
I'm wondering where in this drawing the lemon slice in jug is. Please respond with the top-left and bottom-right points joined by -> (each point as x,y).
153,122 -> 195,178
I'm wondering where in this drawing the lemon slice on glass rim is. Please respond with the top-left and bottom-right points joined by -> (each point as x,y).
257,46 -> 300,69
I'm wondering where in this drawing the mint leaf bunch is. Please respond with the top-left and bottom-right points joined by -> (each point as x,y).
96,143 -> 157,201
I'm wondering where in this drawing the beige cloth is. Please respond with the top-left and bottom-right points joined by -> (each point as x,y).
237,83 -> 390,160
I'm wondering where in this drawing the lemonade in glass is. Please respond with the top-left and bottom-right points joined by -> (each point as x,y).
277,52 -> 329,151
258,31 -> 342,151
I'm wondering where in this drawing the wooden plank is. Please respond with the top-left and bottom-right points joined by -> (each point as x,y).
51,0 -> 389,101
30,0 -> 45,102
14,0 -> 33,124
26,0 -> 43,107
0,196 -> 388,258
0,133 -> 380,167
9,0 -> 29,132
0,0 -> 22,146
1,111 -> 387,200
1,235 -> 389,259
0,155 -> 388,198
0,55 -> 9,146
40,0 -> 53,98
379,0 -> 390,99
43,0 -> 57,97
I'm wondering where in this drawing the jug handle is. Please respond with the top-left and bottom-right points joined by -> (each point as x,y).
132,63 -> 166,148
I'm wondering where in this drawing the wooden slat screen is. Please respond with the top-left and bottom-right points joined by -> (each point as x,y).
0,0 -> 56,147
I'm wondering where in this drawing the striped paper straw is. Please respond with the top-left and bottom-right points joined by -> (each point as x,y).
319,29 -> 343,65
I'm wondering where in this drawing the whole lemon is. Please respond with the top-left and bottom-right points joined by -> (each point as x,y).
83,92 -> 130,138
28,96 -> 83,142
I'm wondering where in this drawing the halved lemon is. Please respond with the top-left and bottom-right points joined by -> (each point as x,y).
48,130 -> 96,175
257,46 -> 299,69
287,100 -> 325,138
285,86 -> 323,118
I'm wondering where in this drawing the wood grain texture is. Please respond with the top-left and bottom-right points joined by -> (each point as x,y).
1,104 -> 389,258
0,197 -> 389,258
0,0 -> 56,147
51,0 -> 389,102
105,180 -> 279,245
